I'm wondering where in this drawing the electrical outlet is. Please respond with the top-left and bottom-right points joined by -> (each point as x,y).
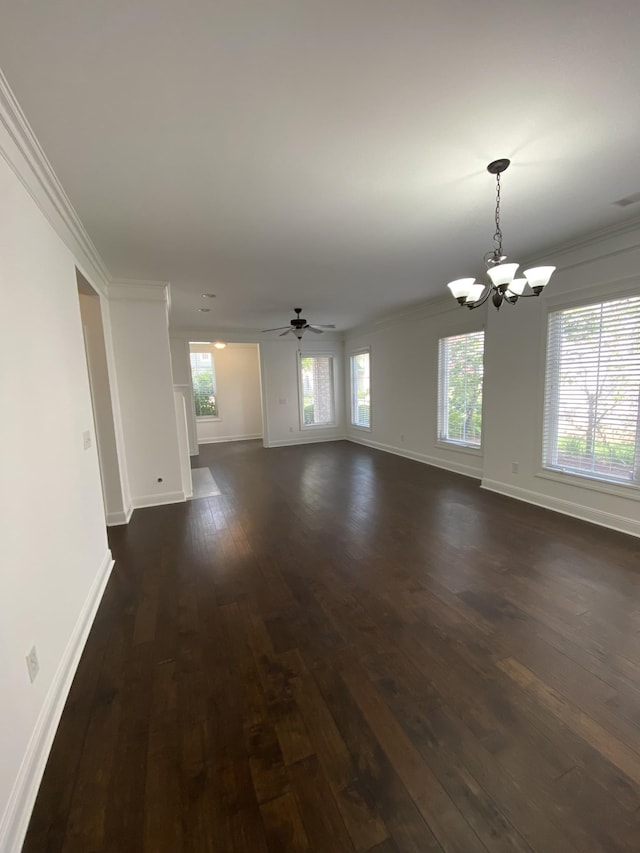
289,426 -> 294,433
511,462 -> 519,474
400,433 -> 405,443
82,429 -> 92,450
26,646 -> 39,683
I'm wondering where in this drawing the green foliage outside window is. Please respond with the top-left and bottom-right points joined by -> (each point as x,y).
440,333 -> 484,446
190,351 -> 218,417
193,372 -> 218,417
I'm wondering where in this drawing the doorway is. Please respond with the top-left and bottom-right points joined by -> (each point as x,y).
76,270 -> 128,524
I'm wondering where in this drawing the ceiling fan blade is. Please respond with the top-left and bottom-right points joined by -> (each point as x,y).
279,328 -> 294,336
311,324 -> 336,328
306,325 -> 323,334
261,326 -> 292,332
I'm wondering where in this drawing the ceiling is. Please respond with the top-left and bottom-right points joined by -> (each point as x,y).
1,1 -> 640,333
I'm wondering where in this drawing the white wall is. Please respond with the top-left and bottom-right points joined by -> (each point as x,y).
345,220 -> 640,537
108,283 -> 185,507
260,338 -> 345,446
170,331 -> 346,449
169,336 -> 198,454
0,154 -> 113,849
345,302 -> 486,479
191,343 -> 263,444
481,222 -> 640,537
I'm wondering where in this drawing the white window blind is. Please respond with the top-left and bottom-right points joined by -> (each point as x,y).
300,355 -> 335,426
543,296 -> 640,486
438,331 -> 484,446
190,351 -> 218,417
350,351 -> 371,428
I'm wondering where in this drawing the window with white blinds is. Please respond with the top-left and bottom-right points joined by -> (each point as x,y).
299,355 -> 335,427
190,351 -> 218,417
438,331 -> 484,447
543,296 -> 640,487
350,351 -> 371,429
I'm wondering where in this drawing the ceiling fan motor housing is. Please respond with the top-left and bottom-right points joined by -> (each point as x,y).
292,308 -> 306,328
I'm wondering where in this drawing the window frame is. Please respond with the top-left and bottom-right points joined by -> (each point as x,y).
189,346 -> 221,421
297,351 -> 337,430
437,330 -> 485,452
539,284 -> 640,496
349,347 -> 372,431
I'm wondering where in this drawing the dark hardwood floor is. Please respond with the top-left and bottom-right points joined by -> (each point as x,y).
23,439 -> 640,852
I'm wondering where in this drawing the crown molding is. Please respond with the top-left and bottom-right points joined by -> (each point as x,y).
345,292 -> 481,339
346,214 -> 640,340
521,212 -> 640,269
0,70 -> 111,293
107,280 -> 170,304
169,325 -> 344,342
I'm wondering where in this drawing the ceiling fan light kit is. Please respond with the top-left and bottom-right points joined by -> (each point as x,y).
261,308 -> 336,339
447,159 -> 555,310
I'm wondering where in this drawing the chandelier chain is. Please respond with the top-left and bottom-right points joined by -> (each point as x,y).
493,171 -> 503,258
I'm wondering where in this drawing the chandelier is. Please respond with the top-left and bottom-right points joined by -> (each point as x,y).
447,159 -> 555,310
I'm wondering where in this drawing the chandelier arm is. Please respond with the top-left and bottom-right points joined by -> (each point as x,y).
467,284 -> 494,310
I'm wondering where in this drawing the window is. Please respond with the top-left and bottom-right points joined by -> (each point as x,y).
190,351 -> 218,417
299,355 -> 335,427
350,350 -> 371,428
543,295 -> 640,487
438,331 -> 484,447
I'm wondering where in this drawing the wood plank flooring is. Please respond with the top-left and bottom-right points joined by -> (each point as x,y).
23,439 -> 640,852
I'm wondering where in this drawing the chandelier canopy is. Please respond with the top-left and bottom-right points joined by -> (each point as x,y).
447,159 -> 555,310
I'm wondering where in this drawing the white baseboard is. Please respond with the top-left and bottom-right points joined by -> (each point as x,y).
105,503 -> 133,526
481,479 -> 640,539
266,435 -> 346,448
0,550 -> 114,853
197,433 -> 263,445
131,490 -> 185,509
347,435 -> 482,480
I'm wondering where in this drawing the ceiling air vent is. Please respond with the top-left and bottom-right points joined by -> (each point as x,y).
612,191 -> 640,207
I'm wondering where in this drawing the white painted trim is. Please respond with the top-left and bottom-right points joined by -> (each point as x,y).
106,504 -> 134,526
297,350 -> 338,432
535,468 -> 640,502
347,296 -> 468,338
0,71 -> 110,292
266,435 -> 346,448
0,550 -> 114,853
131,490 -> 186,509
481,479 -> 640,539
107,280 -> 170,303
197,434 -> 263,445
347,434 -> 482,480
520,214 -> 640,269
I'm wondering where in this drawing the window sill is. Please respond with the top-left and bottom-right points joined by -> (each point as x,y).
196,416 -> 221,422
436,441 -> 483,456
536,467 -> 640,502
301,422 -> 337,430
350,423 -> 372,432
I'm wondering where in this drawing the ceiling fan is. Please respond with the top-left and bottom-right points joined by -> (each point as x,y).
261,308 -> 336,340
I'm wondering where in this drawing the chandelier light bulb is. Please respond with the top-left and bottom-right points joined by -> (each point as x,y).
507,278 -> 528,296
447,278 -> 475,301
465,283 -> 486,304
487,263 -> 519,288
523,266 -> 556,289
